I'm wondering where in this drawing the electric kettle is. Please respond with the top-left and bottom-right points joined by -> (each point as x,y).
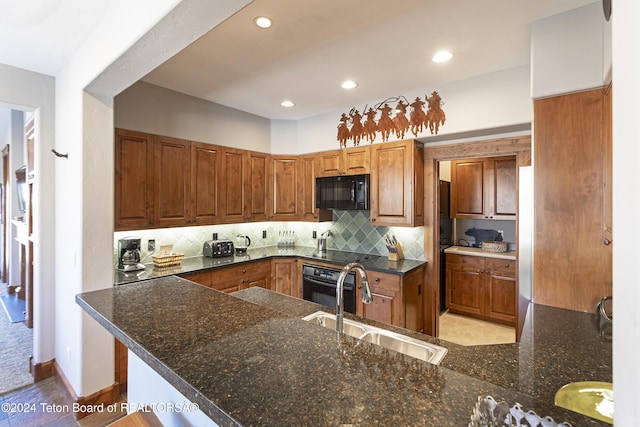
235,234 -> 251,254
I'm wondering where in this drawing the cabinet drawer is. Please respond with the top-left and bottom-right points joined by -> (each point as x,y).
366,271 -> 401,293
485,258 -> 516,277
445,254 -> 484,270
211,260 -> 271,285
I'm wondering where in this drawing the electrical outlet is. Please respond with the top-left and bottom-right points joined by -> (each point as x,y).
262,230 -> 267,239
148,239 -> 156,251
312,230 -> 317,239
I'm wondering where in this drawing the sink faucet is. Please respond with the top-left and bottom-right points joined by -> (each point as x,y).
336,262 -> 373,333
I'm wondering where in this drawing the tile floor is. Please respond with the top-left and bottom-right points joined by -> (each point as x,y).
438,311 -> 516,346
0,377 -> 124,427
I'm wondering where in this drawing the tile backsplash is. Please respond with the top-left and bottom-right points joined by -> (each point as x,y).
114,210 -> 425,265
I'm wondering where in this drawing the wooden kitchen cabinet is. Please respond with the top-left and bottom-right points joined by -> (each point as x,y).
370,139 -> 424,226
153,135 -> 191,228
115,129 -> 154,230
356,266 -> 424,332
180,260 -> 271,294
270,156 -> 301,221
316,145 -> 370,177
190,142 -> 221,225
271,258 -> 300,298
445,254 -> 516,326
450,155 -> 516,220
220,148 -> 270,223
301,155 -> 332,222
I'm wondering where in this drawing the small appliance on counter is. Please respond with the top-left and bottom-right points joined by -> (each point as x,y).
116,237 -> 145,272
235,235 -> 251,254
203,239 -> 234,258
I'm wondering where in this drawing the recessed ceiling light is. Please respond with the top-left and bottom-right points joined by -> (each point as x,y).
254,16 -> 272,29
341,80 -> 358,89
281,100 -> 295,108
432,50 -> 453,63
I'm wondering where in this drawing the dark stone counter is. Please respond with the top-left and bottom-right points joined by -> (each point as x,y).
78,278 -> 610,426
114,246 -> 426,286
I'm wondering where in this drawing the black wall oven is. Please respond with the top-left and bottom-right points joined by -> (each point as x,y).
301,264 -> 356,314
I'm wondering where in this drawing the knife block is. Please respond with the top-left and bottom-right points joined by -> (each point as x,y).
387,242 -> 404,261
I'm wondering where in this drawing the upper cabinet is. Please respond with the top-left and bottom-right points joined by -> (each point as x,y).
191,142 -> 222,225
450,155 -> 516,220
316,145 -> 370,177
220,148 -> 269,223
269,155 -> 301,221
153,135 -> 191,228
370,140 -> 424,226
115,129 -> 154,231
301,155 -> 332,222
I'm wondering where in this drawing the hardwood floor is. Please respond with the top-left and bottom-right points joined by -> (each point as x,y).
0,377 -> 125,427
439,311 -> 515,346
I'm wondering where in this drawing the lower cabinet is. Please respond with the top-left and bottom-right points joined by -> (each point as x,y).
445,254 -> 516,326
271,258 -> 300,298
357,266 -> 424,332
179,260 -> 271,294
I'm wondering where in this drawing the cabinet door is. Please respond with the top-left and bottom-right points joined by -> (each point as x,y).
153,135 -> 191,227
370,140 -> 418,226
403,267 -> 424,332
343,145 -> 370,175
114,129 -> 153,230
361,271 -> 402,327
485,273 -> 516,325
220,148 -> 246,223
316,150 -> 343,177
446,255 -> 484,317
271,258 -> 299,297
270,156 -> 300,221
301,155 -> 332,222
191,142 -> 221,225
179,270 -> 212,287
490,157 -> 517,219
450,158 -> 486,219
246,151 -> 270,222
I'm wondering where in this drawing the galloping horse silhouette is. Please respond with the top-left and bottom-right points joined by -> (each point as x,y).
393,100 -> 410,139
363,108 -> 378,142
337,113 -> 350,148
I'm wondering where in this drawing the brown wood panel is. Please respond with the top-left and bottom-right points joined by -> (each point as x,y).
301,155 -> 332,222
271,258 -> 299,297
403,267 -> 424,333
246,151 -> 269,221
270,156 -> 300,221
343,145 -> 370,174
153,135 -> 190,227
179,270 -> 212,287
316,150 -> 343,177
220,148 -> 246,222
114,129 -> 153,230
191,142 -> 220,225
533,88 -> 612,312
492,157 -> 517,218
451,159 -> 485,217
486,274 -> 517,323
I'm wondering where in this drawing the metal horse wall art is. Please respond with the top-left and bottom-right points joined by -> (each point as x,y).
337,92 -> 446,147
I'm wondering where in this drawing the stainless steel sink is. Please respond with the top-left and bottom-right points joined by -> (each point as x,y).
302,311 -> 448,365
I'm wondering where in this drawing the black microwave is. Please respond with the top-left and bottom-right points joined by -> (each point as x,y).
316,174 -> 369,210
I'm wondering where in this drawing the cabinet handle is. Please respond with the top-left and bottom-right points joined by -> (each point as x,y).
603,238 -> 612,246
418,284 -> 422,295
477,269 -> 484,273
372,218 -> 376,222
504,263 -> 510,268
375,278 -> 381,282
242,269 -> 247,273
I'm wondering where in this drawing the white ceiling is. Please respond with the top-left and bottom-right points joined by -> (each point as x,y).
1,0 -> 598,121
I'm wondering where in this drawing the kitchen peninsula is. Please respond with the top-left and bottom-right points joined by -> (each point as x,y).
78,276 -> 610,426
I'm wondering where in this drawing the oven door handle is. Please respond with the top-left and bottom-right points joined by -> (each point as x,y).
303,276 -> 354,291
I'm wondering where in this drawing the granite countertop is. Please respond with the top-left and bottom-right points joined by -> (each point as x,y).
444,245 -> 517,260
114,246 -> 426,285
78,279 -> 611,426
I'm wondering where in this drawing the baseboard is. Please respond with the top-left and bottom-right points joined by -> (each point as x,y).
30,357 -> 55,382
53,360 -> 121,420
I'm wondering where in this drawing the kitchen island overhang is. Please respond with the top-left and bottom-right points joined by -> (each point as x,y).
77,277 -> 609,426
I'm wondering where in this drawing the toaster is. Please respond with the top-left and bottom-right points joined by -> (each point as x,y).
203,239 -> 234,258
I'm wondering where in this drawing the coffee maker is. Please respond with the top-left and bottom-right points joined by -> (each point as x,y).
116,237 -> 145,271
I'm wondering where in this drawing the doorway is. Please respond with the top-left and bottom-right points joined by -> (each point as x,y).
422,135 -> 532,342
